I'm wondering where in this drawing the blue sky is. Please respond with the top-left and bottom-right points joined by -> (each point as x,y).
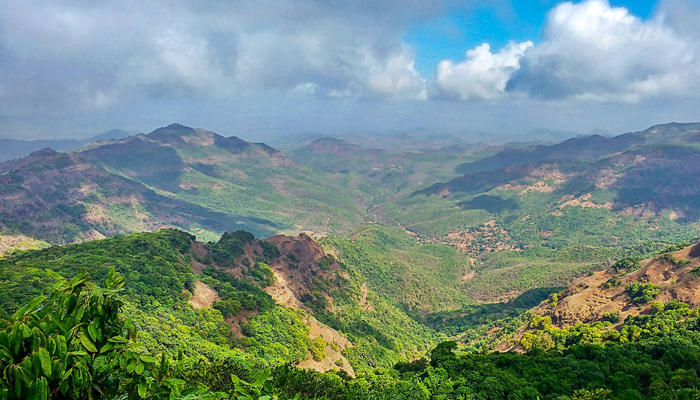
405,0 -> 660,77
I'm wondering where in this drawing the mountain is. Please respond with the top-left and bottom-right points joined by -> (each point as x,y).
0,123 -> 369,244
376,122 -> 700,301
5,229 -> 700,399
498,240 -> 700,351
0,138 -> 82,162
86,128 -> 131,142
455,122 -> 700,175
0,129 -> 134,162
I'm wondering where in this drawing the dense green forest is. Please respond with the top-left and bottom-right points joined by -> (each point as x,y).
5,266 -> 700,399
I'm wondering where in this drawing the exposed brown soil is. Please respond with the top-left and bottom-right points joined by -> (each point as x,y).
298,316 -> 355,377
559,193 -> 613,210
188,281 -> 220,309
359,283 -> 374,311
506,242 -> 700,349
520,180 -> 555,194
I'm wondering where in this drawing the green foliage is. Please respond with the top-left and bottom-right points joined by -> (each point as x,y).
601,276 -> 621,289
210,231 -> 255,266
228,368 -> 287,400
309,337 -> 326,362
240,308 -> 312,365
625,282 -> 661,305
0,269 -> 207,400
0,229 -> 195,315
601,311 -> 621,323
612,258 -> 641,272
248,263 -> 276,287
322,224 -> 470,313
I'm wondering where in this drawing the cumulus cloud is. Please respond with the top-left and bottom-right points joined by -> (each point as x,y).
436,41 -> 533,100
506,0 -> 699,101
436,0 -> 700,102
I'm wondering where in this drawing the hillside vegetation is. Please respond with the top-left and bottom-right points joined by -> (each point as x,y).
5,238 -> 700,399
0,124 -> 370,244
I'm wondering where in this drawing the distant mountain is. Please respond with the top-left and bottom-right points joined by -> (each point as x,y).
0,128 -> 135,162
514,128 -> 584,144
455,122 -> 700,175
86,128 -> 131,142
0,138 -> 81,162
375,122 -> 700,300
0,123 -> 368,244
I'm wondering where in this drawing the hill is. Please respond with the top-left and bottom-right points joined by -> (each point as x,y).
5,231 -> 700,399
0,124 -> 370,243
454,122 -> 700,175
531,241 -> 700,329
0,228 -> 448,375
376,123 -> 700,300
0,129 -> 134,162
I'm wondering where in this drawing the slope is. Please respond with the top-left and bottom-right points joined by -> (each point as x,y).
0,124 -> 370,243
0,228 -> 441,375
378,123 -> 700,301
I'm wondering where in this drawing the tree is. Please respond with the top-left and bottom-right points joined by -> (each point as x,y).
0,269 -> 207,399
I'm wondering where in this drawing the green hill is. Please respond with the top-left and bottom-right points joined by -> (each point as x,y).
0,124 -> 370,244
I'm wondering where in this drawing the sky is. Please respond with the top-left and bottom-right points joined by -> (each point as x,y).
1,0 -> 699,141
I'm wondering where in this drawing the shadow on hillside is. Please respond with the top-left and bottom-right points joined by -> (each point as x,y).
611,147 -> 700,221
414,169 -> 527,197
457,195 -> 519,214
420,287 -> 562,335
143,190 -> 282,239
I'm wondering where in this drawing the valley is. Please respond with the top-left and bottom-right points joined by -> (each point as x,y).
4,121 -> 700,399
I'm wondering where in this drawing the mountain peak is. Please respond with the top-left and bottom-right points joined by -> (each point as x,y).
147,123 -> 204,145
150,123 -> 197,136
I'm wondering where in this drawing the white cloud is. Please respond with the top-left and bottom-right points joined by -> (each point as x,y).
435,0 -> 700,103
506,0 -> 699,101
436,41 -> 533,100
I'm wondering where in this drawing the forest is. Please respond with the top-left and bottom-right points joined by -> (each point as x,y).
4,267 -> 700,399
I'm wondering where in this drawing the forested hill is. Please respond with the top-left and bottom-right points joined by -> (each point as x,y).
5,230 -> 700,398
0,123 -> 369,244
0,228 -> 447,377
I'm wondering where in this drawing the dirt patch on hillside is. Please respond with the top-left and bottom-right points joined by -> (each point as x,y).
359,283 -> 374,311
0,234 -> 47,257
298,317 -> 355,377
462,270 -> 476,282
265,272 -> 309,311
559,193 -> 613,210
520,180 -> 555,194
83,229 -> 106,241
548,245 -> 700,328
444,221 -> 519,254
188,281 -> 219,309
619,203 -> 657,218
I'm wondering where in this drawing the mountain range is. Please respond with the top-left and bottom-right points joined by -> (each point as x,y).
4,121 -> 700,398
